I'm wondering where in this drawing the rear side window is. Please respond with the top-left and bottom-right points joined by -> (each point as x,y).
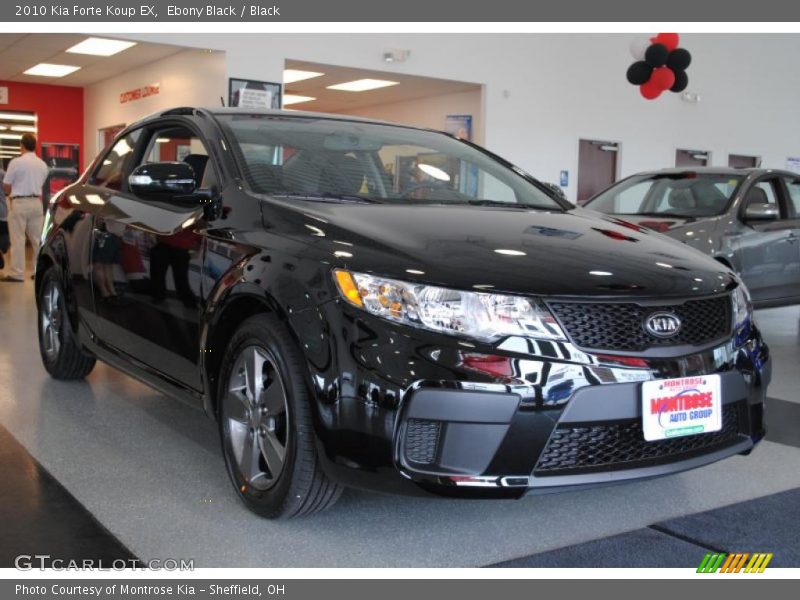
92,130 -> 141,191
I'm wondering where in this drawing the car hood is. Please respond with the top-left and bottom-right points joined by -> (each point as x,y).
262,199 -> 735,298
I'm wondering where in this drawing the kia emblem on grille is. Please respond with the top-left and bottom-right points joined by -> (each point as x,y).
644,312 -> 682,338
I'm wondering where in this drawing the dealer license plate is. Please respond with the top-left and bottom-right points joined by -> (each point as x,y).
641,375 -> 722,442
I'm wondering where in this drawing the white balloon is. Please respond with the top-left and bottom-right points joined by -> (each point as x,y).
629,36 -> 651,61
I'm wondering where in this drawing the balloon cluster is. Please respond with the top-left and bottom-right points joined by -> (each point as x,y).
626,33 -> 692,100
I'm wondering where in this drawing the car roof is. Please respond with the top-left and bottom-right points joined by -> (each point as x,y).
634,166 -> 798,178
132,106 -> 437,134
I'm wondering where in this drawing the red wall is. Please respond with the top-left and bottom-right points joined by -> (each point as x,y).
0,80 -> 84,168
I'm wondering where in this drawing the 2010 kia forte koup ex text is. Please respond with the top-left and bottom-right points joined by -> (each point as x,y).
36,108 -> 770,518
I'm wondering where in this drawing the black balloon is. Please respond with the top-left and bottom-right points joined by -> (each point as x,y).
626,61 -> 653,85
645,43 -> 669,67
670,70 -> 689,93
667,48 -> 692,71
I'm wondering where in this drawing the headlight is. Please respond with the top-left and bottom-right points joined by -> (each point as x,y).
334,269 -> 566,343
732,281 -> 753,333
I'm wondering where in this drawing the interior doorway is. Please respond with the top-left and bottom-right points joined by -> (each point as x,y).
281,59 -> 484,144
676,149 -> 709,167
577,139 -> 618,203
729,154 -> 760,168
0,110 -> 36,163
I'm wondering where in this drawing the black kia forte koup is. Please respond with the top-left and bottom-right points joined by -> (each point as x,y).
36,108 -> 770,518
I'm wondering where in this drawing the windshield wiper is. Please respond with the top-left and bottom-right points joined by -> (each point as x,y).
271,192 -> 378,204
466,199 -> 556,209
623,212 -> 696,219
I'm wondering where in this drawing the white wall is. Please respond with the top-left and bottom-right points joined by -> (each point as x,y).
337,89 -> 484,145
83,48 -> 226,159
107,34 -> 800,200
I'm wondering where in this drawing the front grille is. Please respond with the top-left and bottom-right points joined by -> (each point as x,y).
403,419 -> 442,465
548,295 -> 731,352
535,402 -> 745,476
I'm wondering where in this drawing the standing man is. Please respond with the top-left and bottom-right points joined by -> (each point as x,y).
1,133 -> 49,282
0,161 -> 8,270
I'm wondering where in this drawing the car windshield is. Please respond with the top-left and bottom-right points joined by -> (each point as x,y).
216,114 -> 563,209
585,173 -> 744,218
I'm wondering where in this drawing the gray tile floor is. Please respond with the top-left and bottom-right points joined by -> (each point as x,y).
1,278 -> 799,567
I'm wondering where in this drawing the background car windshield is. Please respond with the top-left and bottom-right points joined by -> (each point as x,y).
586,173 -> 744,217
217,114 -> 561,209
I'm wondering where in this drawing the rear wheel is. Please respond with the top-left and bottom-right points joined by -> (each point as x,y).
37,269 -> 96,379
218,314 -> 342,518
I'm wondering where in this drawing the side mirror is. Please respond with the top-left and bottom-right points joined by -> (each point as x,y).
744,202 -> 779,221
128,162 -> 196,200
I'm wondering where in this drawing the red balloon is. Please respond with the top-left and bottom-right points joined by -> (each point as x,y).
650,66 -> 676,91
640,81 -> 662,100
650,32 -> 680,51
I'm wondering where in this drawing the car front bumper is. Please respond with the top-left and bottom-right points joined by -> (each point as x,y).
301,303 -> 770,498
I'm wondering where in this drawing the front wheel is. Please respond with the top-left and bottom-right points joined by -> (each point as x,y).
37,269 -> 96,379
218,314 -> 342,518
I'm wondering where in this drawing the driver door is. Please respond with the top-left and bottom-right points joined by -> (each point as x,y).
733,177 -> 800,303
92,122 -> 214,393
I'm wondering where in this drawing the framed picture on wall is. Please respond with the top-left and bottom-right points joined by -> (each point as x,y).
228,78 -> 282,109
444,115 -> 473,141
41,142 -> 80,170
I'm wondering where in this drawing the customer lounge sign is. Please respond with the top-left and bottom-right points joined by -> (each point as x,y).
119,83 -> 160,104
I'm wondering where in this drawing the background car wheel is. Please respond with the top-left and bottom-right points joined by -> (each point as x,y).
218,313 -> 342,518
37,269 -> 96,380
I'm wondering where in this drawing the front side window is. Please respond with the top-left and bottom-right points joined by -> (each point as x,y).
141,126 -> 215,189
92,130 -> 141,191
783,177 -> 800,217
217,115 -> 562,209
586,173 -> 744,217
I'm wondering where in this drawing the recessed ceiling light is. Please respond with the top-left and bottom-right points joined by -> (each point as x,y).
283,94 -> 316,106
0,113 -> 36,122
67,37 -> 137,57
24,63 -> 80,78
326,79 -> 399,92
10,125 -> 36,133
283,69 -> 324,84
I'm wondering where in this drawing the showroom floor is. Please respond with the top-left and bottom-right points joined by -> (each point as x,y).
1,275 -> 799,568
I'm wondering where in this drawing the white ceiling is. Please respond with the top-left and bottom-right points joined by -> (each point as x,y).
284,59 -> 480,113
0,34 -> 185,87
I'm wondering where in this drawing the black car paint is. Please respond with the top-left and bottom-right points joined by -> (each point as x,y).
37,109 -> 770,499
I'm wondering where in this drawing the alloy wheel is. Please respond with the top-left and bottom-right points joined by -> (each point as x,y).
225,345 -> 289,491
40,281 -> 62,361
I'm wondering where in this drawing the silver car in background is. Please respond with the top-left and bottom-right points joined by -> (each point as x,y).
584,167 -> 800,307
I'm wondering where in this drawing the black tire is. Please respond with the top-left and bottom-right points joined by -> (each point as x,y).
217,313 -> 342,518
37,268 -> 96,380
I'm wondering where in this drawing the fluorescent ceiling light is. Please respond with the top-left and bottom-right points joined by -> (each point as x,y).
10,125 -> 36,133
283,94 -> 316,105
0,126 -> 6,130
283,69 -> 324,84
494,249 -> 527,256
67,37 -> 137,57
0,113 -> 36,122
326,79 -> 399,92
156,138 -> 170,143
24,63 -> 81,78
0,133 -> 23,140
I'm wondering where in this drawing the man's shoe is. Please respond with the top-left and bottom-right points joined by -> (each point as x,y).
0,276 -> 24,283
